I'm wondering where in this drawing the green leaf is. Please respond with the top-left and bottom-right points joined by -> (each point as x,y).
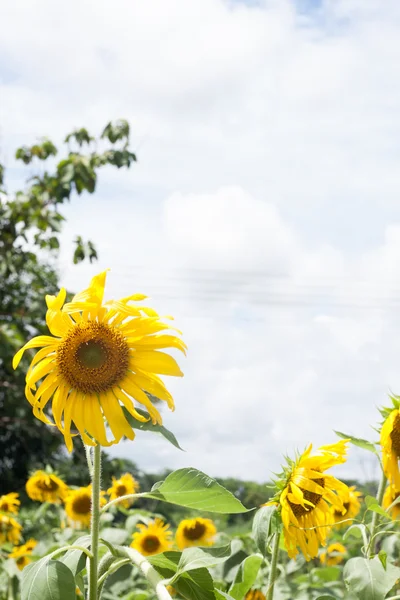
140,468 -> 249,513
123,408 -> 183,450
61,535 -> 90,575
315,596 -> 337,600
176,544 -> 232,574
148,553 -> 214,600
378,550 -> 387,570
252,505 -> 281,556
228,555 -> 263,600
344,556 -> 400,600
100,527 -> 128,545
22,560 -> 76,600
365,496 -> 390,519
343,524 -> 366,541
311,566 -> 341,582
334,431 -> 378,455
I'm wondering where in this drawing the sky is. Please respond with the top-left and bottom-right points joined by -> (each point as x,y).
2,0 -> 400,484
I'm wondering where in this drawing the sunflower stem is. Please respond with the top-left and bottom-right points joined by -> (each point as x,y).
266,533 -> 280,600
368,471 -> 387,558
88,444 -> 101,600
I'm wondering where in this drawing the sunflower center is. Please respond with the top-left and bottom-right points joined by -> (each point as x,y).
288,477 -> 325,518
36,479 -> 59,492
334,501 -> 350,518
57,322 -> 129,394
183,521 -> 206,540
72,495 -> 91,515
142,535 -> 160,553
116,484 -> 127,496
1,503 -> 9,512
390,414 -> 400,457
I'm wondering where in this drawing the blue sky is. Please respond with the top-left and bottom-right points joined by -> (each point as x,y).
2,0 -> 400,483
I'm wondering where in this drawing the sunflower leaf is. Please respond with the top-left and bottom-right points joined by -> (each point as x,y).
22,559 -> 76,600
148,554 -> 215,600
334,431 -> 378,455
176,544 -> 233,575
60,535 -> 91,575
228,554 -> 263,600
344,556 -> 400,600
365,496 -> 390,519
140,468 -> 249,513
252,505 -> 281,556
122,408 -> 183,450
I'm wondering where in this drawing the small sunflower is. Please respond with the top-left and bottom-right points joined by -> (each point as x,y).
0,515 -> 22,545
131,518 -> 173,556
267,440 -> 349,561
245,591 -> 266,600
175,518 -> 217,550
381,401 -> 400,488
107,473 -> 139,508
13,270 -> 186,451
331,485 -> 362,528
320,542 -> 346,566
383,485 -> 400,520
9,539 -> 37,570
26,470 -> 68,503
64,485 -> 106,528
0,493 -> 20,515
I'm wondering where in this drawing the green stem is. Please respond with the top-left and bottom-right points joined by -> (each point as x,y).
88,445 -> 101,600
368,471 -> 387,558
266,533 -> 280,600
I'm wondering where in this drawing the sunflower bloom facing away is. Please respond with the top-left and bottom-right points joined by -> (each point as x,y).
331,485 -> 362,529
0,515 -> 22,545
320,542 -> 346,566
26,470 -> 68,503
267,440 -> 349,561
9,539 -> 37,570
245,591 -> 266,600
383,485 -> 400,520
64,485 -> 106,528
131,518 -> 173,556
176,518 -> 217,550
107,473 -> 139,508
13,270 -> 186,451
381,401 -> 400,488
0,493 -> 20,515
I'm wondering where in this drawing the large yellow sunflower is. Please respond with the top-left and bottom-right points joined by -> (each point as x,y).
130,518 -> 173,556
331,485 -> 362,528
383,485 -> 400,520
320,542 -> 346,566
64,485 -> 106,528
0,493 -> 20,515
381,407 -> 400,488
26,470 -> 68,503
267,440 -> 349,561
9,539 -> 37,570
175,517 -> 217,550
13,271 -> 186,451
107,473 -> 139,508
0,515 -> 22,545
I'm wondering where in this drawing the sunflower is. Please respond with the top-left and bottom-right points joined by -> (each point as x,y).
320,542 -> 346,566
26,470 -> 68,503
267,440 -> 349,561
0,493 -> 20,515
383,485 -> 400,520
175,518 -> 217,550
64,485 -> 106,528
9,539 -> 37,570
0,515 -> 22,545
107,473 -> 139,508
331,485 -> 362,528
381,405 -> 400,488
245,591 -> 266,600
13,271 -> 186,452
131,518 -> 173,556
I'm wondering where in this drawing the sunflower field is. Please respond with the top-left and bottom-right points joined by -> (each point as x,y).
2,269 -> 400,600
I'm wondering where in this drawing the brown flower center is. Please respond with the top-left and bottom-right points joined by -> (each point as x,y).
183,521 -> 206,541
116,484 -> 127,496
142,535 -> 160,553
288,477 -> 325,518
391,414 -> 400,457
72,494 -> 91,515
0,503 -> 9,512
36,478 -> 59,492
334,501 -> 350,518
57,322 -> 129,394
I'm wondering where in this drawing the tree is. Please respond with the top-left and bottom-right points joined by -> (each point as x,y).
0,120 -> 137,493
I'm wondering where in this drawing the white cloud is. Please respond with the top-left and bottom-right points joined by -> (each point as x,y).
2,0 -> 400,484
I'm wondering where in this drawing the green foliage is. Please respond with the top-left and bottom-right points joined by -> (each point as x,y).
343,556 -> 400,600
22,559 -> 76,600
0,120 -> 137,493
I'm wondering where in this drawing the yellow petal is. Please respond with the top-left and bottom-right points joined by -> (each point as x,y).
132,350 -> 183,377
13,336 -> 57,369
